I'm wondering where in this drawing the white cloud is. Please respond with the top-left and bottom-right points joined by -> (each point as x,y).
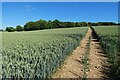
25,5 -> 35,11
21,5 -> 35,12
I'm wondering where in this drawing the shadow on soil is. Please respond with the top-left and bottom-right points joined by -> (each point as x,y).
90,27 -> 120,80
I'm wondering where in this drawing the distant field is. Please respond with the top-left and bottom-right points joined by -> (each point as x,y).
93,26 -> 118,36
2,27 -> 88,78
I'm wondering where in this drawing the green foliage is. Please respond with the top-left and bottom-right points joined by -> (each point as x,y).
6,27 -> 16,32
94,26 -> 120,79
75,22 -> 81,27
97,22 -> 116,26
24,21 -> 38,31
52,19 -> 62,28
16,25 -> 24,31
87,22 -> 91,27
99,36 -> 120,79
82,37 -> 90,79
81,22 -> 88,27
5,19 -> 117,32
36,20 -> 48,30
0,29 -> 3,31
2,27 -> 88,78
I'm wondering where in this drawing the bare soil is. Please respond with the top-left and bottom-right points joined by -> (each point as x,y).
88,39 -> 110,79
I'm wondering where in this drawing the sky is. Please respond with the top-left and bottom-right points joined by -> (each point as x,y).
2,2 -> 118,29
1,0 -> 120,2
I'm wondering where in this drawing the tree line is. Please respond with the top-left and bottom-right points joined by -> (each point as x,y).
4,19 -> 117,32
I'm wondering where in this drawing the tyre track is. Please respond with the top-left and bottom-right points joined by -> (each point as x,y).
88,27 -> 110,79
52,27 -> 92,78
52,27 -> 109,79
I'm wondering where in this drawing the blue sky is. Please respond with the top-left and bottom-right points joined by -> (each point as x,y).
2,2 -> 118,29
1,0 -> 120,2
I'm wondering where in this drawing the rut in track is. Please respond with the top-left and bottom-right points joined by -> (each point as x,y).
52,27 -> 92,78
52,27 -> 109,78
88,28 -> 110,79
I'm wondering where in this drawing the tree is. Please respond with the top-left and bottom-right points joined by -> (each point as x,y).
47,20 -> 54,29
16,25 -> 23,31
97,22 -> 103,26
0,29 -> 3,32
81,22 -> 87,27
87,22 -> 92,27
6,27 -> 16,32
60,22 -> 67,28
91,22 -> 98,26
75,22 -> 81,27
6,19 -> 117,32
24,22 -> 38,31
35,20 -> 48,30
64,22 -> 76,28
52,19 -> 61,28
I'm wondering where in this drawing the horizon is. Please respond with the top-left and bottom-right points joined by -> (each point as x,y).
2,2 -> 118,29
0,20 -> 118,30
